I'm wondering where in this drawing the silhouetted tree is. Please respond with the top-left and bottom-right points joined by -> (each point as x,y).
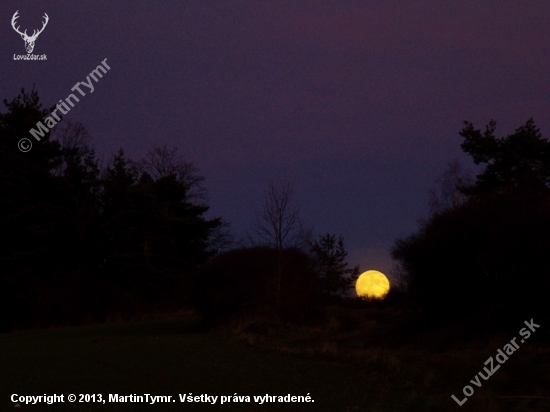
427,159 -> 473,216
0,89 -> 110,328
460,118 -> 550,197
251,181 -> 310,249
0,87 -> 227,329
194,247 -> 319,324
309,234 -> 359,299
138,145 -> 234,255
0,87 -> 65,329
50,120 -> 103,274
101,148 -> 223,302
250,181 -> 311,306
392,118 -> 550,326
138,145 -> 207,200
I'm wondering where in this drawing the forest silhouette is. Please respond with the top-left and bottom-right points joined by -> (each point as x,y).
0,88 -> 360,331
392,118 -> 550,328
0,88 -> 223,331
1,88 -> 550,338
2,87 -> 550,412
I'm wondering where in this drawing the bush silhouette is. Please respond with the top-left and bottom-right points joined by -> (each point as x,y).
393,190 -> 550,324
193,247 -> 320,324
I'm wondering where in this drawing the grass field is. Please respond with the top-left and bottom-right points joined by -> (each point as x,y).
1,311 -> 549,411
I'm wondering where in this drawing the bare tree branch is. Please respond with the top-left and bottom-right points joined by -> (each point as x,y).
50,120 -> 95,178
428,159 -> 473,215
52,119 -> 91,151
139,145 -> 207,200
250,181 -> 312,306
251,181 -> 311,250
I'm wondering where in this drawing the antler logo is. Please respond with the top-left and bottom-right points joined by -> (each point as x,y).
11,10 -> 49,54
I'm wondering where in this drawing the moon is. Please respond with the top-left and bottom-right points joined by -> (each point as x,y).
355,270 -> 390,300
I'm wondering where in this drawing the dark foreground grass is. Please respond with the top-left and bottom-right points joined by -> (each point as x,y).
1,316 -> 399,412
1,312 -> 549,412
222,308 -> 550,412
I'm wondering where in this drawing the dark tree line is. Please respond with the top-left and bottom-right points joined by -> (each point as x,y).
0,88 -> 224,331
0,88 -> 361,331
197,181 -> 360,325
392,118 -> 550,327
194,237 -> 360,325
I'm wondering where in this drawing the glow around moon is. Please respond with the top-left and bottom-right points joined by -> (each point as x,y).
355,270 -> 390,300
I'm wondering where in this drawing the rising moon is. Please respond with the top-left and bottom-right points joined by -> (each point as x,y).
355,270 -> 390,300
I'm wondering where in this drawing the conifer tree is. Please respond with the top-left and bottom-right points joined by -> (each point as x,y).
310,234 -> 359,298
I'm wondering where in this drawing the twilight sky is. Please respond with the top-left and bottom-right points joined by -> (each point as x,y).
2,1 -> 550,277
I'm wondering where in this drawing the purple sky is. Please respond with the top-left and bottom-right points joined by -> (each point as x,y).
3,1 -> 550,277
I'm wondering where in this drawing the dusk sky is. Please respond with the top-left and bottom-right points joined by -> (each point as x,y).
3,1 -> 550,277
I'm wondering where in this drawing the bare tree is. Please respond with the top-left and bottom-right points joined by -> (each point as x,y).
139,145 -> 207,200
252,181 -> 310,249
52,119 -> 91,151
390,262 -> 409,292
50,119 -> 94,177
251,181 -> 311,305
428,159 -> 473,216
207,221 -> 235,255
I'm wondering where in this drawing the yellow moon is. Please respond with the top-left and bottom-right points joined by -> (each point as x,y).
355,270 -> 390,300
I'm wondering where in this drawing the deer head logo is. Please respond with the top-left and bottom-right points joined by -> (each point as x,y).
11,10 -> 49,54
